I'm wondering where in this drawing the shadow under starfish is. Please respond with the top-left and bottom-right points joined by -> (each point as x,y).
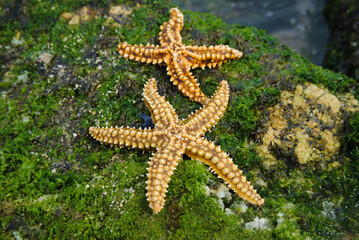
89,78 -> 264,213
117,8 -> 243,105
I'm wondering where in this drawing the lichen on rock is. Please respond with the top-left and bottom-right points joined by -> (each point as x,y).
257,83 -> 359,166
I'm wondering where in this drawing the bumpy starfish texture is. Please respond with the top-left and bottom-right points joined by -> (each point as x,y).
89,78 -> 264,213
117,8 -> 243,105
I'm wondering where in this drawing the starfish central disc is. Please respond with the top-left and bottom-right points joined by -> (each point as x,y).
117,8 -> 243,104
89,78 -> 264,213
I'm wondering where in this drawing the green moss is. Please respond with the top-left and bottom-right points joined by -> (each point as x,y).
343,112 -> 359,156
1,0 -> 359,239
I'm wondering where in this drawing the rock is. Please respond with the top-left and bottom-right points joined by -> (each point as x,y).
104,16 -> 122,28
108,5 -> 133,24
245,217 -> 272,230
68,14 -> 80,25
60,12 -> 73,20
37,52 -> 54,68
79,6 -> 90,22
109,5 -> 132,17
257,83 -> 358,166
62,6 -> 103,25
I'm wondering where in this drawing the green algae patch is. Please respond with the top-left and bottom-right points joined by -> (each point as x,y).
1,0 -> 359,239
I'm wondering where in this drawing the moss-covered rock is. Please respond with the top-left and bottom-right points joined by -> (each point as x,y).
1,0 -> 358,239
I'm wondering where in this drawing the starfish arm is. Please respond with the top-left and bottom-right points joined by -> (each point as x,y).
143,78 -> 179,127
184,80 -> 229,136
166,55 -> 209,104
159,8 -> 183,45
147,137 -> 185,213
184,45 -> 242,69
118,42 -> 167,65
89,126 -> 162,149
185,137 -> 264,206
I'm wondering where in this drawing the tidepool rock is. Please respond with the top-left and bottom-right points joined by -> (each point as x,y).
0,0 -> 358,239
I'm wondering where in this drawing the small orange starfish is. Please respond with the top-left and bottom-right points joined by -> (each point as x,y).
118,8 -> 242,104
89,78 -> 264,213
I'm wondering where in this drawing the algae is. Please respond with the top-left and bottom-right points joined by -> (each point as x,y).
1,0 -> 358,239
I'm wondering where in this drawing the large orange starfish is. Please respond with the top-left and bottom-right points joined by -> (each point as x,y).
117,8 -> 242,104
89,78 -> 264,213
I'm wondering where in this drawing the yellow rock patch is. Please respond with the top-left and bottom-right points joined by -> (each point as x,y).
256,83 -> 358,167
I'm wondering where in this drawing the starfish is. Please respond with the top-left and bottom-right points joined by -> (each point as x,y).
117,8 -> 243,105
89,78 -> 264,213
